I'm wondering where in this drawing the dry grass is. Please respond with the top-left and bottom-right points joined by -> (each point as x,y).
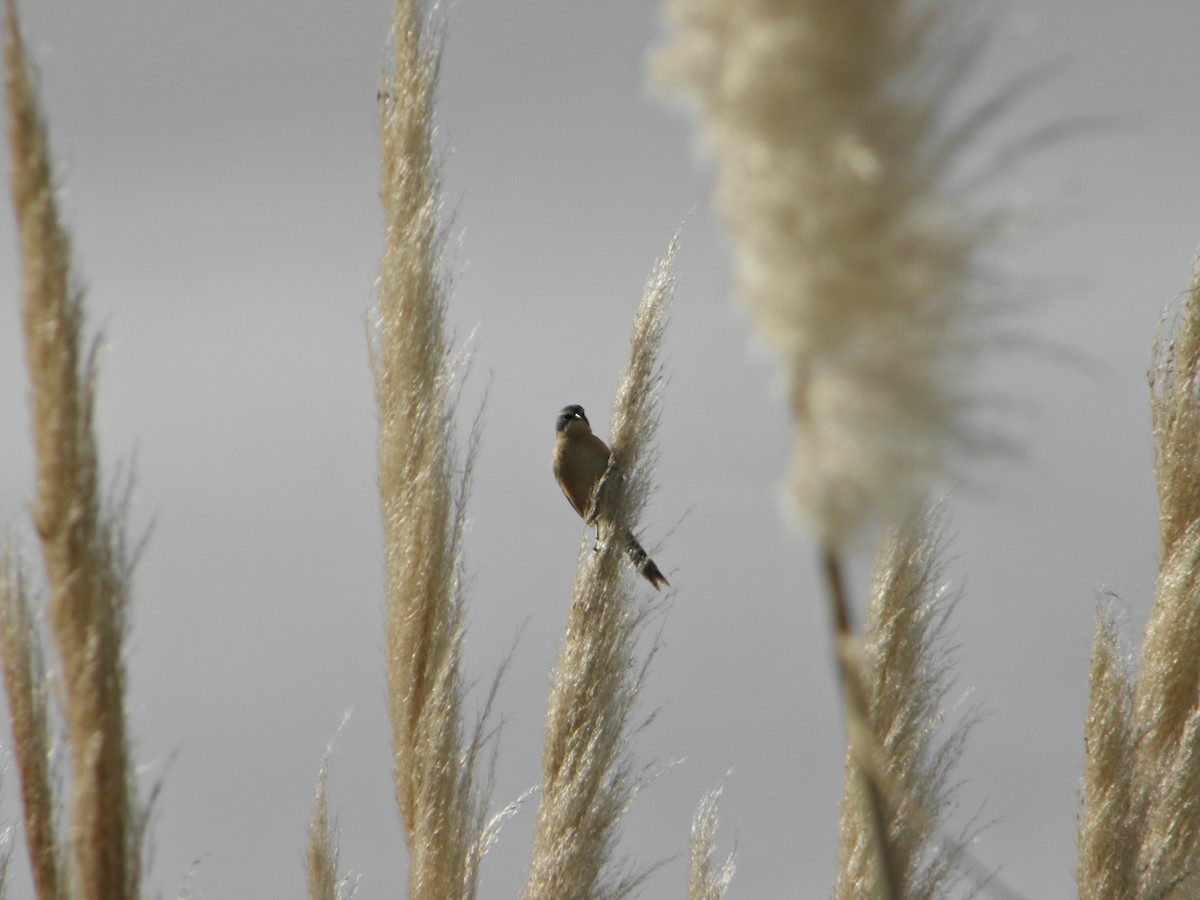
1131,260 -> 1200,896
0,550 -> 65,900
306,757 -> 347,900
524,238 -> 675,900
821,550 -> 901,899
371,0 -> 490,895
652,0 -> 992,551
18,1 -> 1178,898
688,782 -> 735,900
1076,259 -> 1200,897
1076,606 -> 1139,899
1131,518 -> 1200,897
1150,260 -> 1200,562
652,4 -> 1008,894
1140,261 -> 1200,764
835,507 -> 971,899
4,1 -> 141,896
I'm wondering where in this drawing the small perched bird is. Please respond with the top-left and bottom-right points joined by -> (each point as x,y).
552,404 -> 669,590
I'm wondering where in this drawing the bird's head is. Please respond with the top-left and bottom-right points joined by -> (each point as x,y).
556,404 -> 590,435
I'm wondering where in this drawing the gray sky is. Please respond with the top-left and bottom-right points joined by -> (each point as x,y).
2,1 -> 1199,897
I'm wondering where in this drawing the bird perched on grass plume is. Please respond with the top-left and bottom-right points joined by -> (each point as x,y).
552,404 -> 669,590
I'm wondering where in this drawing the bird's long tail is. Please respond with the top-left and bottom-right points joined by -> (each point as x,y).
625,532 -> 669,591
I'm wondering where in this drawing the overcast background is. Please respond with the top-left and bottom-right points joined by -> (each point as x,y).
1,1 -> 1198,897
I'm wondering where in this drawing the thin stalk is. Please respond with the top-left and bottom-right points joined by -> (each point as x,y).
822,546 -> 899,900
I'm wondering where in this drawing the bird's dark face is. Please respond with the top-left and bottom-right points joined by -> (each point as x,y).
556,404 -> 588,434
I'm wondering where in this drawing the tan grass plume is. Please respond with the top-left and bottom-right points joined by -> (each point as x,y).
372,0 -> 490,895
653,5 -> 1008,894
1076,605 -> 1140,898
0,549 -> 65,900
1076,258 -> 1200,897
652,0 -> 993,550
835,506 -> 972,899
306,757 -> 346,900
1124,259 -> 1200,897
1140,260 -> 1200,762
524,237 -> 675,900
688,782 -> 735,900
4,1 -> 141,897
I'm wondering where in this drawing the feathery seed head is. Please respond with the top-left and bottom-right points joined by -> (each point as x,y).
654,0 -> 994,547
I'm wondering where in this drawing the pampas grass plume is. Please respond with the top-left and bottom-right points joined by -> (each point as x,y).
4,1 -> 141,896
835,507 -> 971,899
524,237 -> 675,900
372,0 -> 491,896
1076,605 -> 1139,898
1077,258 -> 1200,897
653,0 -> 989,549
0,550 -> 65,900
689,782 -> 734,900
306,755 -> 350,900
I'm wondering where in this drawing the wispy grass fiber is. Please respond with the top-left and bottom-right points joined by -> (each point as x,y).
4,1 -> 141,896
1140,261 -> 1200,764
0,550 -> 65,900
1076,605 -> 1139,899
652,0 -> 994,550
688,782 -> 735,900
835,506 -> 972,899
1131,259 -> 1200,896
371,0 -> 490,895
653,4 -> 1008,894
306,757 -> 347,900
1077,259 -> 1200,897
524,237 -> 675,900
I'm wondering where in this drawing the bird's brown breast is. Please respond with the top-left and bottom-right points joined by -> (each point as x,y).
553,431 -> 612,519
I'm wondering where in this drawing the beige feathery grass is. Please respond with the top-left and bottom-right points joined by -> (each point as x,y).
1139,261 -> 1200,763
835,507 -> 971,899
653,6 -> 1006,895
1150,260 -> 1200,563
820,550 -> 900,900
5,2 -> 140,897
372,0 -> 489,895
1076,605 -> 1140,899
524,238 -> 675,900
1136,709 -> 1200,898
1124,259 -> 1200,897
688,782 -> 734,900
605,236 -> 675,499
0,550 -> 66,900
306,758 -> 346,900
1075,258 -> 1200,897
653,0 -> 992,550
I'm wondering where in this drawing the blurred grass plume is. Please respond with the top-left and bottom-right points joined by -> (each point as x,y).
525,235 -> 676,900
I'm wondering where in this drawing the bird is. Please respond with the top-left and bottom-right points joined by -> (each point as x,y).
552,404 -> 669,590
